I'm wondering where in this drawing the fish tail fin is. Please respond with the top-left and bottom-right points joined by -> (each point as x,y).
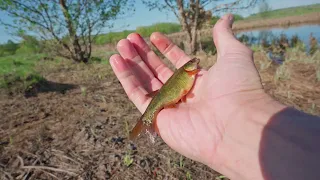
129,118 -> 157,143
129,118 -> 147,141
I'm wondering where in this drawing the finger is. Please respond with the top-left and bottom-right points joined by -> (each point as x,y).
117,39 -> 162,93
110,54 -> 151,113
213,14 -> 252,58
127,33 -> 173,83
150,32 -> 191,69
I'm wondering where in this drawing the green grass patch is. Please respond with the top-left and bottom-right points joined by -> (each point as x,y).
94,30 -> 135,45
211,14 -> 244,25
90,50 -> 117,64
136,22 -> 181,37
246,3 -> 320,20
93,22 -> 181,45
0,54 -> 47,91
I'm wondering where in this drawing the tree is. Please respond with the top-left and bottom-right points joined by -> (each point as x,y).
258,0 -> 272,18
0,0 -> 134,63
142,0 -> 260,55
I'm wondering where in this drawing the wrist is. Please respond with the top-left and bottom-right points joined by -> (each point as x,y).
211,93 -> 287,179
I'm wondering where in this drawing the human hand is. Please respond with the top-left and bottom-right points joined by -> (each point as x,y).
109,14 -> 272,169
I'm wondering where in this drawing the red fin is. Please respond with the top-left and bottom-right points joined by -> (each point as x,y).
187,69 -> 200,76
181,96 -> 187,103
146,90 -> 159,98
181,90 -> 195,103
164,104 -> 176,109
188,93 -> 195,98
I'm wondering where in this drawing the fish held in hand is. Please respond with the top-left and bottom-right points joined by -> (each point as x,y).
129,58 -> 201,142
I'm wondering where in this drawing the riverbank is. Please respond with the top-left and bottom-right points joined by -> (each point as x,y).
166,12 -> 320,40
93,12 -> 320,55
233,12 -> 320,32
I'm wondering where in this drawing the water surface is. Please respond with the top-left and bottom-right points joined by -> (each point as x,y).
235,24 -> 320,48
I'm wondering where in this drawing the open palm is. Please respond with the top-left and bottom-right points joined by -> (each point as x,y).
110,14 -> 266,167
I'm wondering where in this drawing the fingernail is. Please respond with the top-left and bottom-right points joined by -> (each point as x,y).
127,32 -> 141,41
117,39 -> 138,59
110,55 -> 127,72
228,14 -> 234,26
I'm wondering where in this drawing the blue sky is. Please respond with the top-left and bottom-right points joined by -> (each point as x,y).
0,0 -> 319,44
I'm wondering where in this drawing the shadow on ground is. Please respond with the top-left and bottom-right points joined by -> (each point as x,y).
24,80 -> 78,98
260,107 -> 320,179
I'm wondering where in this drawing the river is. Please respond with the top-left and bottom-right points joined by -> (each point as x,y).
235,24 -> 320,50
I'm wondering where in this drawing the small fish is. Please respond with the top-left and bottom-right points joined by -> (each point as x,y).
129,58 -> 201,141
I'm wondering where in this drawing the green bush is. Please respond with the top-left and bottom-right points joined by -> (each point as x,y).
201,39 -> 217,54
93,23 -> 181,45
247,3 -> 320,20
0,54 -> 46,90
210,14 -> 244,25
0,40 -> 19,57
233,14 -> 244,21
136,22 -> 181,37
94,30 -> 134,45
0,35 -> 43,57
16,35 -> 43,54
210,16 -> 220,25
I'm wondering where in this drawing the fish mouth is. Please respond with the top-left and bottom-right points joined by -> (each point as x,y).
195,58 -> 200,65
190,58 -> 200,65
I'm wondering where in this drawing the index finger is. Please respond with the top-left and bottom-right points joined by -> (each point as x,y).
150,32 -> 191,69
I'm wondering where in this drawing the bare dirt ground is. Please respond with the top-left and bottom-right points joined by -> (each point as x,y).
1,47 -> 319,179
0,60 -> 223,180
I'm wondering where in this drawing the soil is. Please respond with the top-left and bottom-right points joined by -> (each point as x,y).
0,61 -> 223,180
1,43 -> 320,180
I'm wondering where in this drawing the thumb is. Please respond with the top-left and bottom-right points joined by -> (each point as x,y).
213,14 -> 251,58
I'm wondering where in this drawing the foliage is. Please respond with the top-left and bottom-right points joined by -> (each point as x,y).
258,0 -> 272,18
93,23 -> 181,45
142,0 -> 259,55
210,16 -> 220,25
94,30 -> 134,45
215,175 -> 227,180
0,34 -> 45,56
123,154 -> 133,167
80,86 -> 87,96
0,54 -> 46,91
233,14 -> 245,21
309,33 -> 319,56
210,14 -> 244,25
247,3 -> 320,20
136,22 -> 181,37
186,171 -> 192,180
16,34 -> 44,54
201,39 -> 217,54
179,155 -> 184,168
0,0 -> 135,63
0,40 -> 19,57
274,62 -> 290,82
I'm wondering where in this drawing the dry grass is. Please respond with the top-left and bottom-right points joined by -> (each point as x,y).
254,47 -> 320,115
0,44 -> 319,179
0,59 -> 223,179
